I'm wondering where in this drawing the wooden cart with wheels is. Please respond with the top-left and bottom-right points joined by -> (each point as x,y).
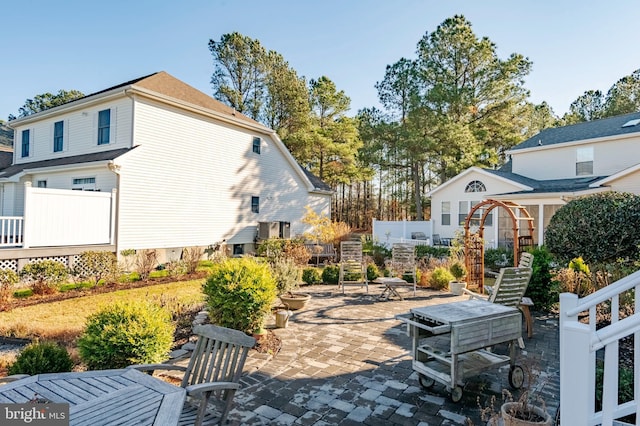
396,299 -> 523,402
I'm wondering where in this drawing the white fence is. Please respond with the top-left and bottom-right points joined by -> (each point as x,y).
14,184 -> 116,248
559,270 -> 640,425
372,219 -> 432,248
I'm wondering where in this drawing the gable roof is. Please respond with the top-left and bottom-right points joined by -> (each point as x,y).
0,148 -> 133,180
426,166 -> 532,197
301,168 -> 333,192
510,111 -> 640,151
9,71 -> 267,132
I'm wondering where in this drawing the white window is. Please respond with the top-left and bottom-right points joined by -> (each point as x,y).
252,137 -> 261,154
441,201 -> 450,226
72,177 -> 97,191
465,180 -> 486,193
576,147 -> 593,176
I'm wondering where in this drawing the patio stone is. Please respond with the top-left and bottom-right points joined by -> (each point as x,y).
174,283 -> 560,425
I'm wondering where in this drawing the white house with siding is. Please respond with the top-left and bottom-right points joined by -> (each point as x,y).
428,112 -> 640,247
4,71 -> 332,260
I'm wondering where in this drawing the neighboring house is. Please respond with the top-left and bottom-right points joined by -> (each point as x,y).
429,112 -> 640,247
3,71 -> 332,263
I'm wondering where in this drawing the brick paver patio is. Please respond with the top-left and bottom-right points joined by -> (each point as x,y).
178,284 -> 560,425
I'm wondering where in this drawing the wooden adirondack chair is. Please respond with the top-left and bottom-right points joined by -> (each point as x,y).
338,241 -> 368,294
389,243 -> 417,297
129,324 -> 256,426
464,266 -> 533,347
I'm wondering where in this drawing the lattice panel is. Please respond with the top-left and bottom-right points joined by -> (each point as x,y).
71,255 -> 91,277
28,256 -> 69,267
0,259 -> 18,272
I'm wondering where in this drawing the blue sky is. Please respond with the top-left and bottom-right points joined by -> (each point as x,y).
3,0 -> 640,121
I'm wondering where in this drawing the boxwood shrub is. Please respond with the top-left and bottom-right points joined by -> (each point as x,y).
321,265 -> 339,284
77,301 -> 175,370
302,267 -> 322,285
203,257 -> 277,333
8,341 -> 74,375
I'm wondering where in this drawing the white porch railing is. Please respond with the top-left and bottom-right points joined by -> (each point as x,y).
0,217 -> 23,247
386,237 -> 431,247
560,269 -> 640,425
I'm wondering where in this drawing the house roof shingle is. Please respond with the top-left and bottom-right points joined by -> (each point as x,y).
0,148 -> 132,179
485,168 -> 607,195
512,111 -> 640,151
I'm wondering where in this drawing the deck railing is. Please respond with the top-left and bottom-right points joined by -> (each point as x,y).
0,217 -> 23,247
559,269 -> 640,425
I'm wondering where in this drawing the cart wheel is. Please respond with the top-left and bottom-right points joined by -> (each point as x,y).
509,365 -> 525,389
418,374 -> 435,389
450,386 -> 463,403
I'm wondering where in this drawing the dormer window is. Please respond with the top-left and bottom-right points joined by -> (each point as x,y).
465,180 -> 486,193
576,147 -> 593,176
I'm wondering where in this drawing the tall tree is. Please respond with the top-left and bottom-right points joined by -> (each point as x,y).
262,51 -> 311,151
604,69 -> 640,116
306,77 -> 362,186
375,58 -> 433,219
414,15 -> 532,181
209,32 -> 267,119
564,90 -> 605,123
9,89 -> 84,120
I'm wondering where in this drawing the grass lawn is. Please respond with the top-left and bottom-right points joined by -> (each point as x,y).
0,279 -> 205,343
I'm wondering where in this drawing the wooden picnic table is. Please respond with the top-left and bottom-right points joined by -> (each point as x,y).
0,368 -> 185,425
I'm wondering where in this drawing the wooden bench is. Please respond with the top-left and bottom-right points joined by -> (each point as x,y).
305,243 -> 336,261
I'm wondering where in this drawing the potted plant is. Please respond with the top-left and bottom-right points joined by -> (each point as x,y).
480,362 -> 552,426
499,390 -> 552,426
271,259 -> 311,310
448,261 -> 467,295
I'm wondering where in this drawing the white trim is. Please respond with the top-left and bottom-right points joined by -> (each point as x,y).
590,162 -> 640,187
506,130 -> 640,155
426,167 -> 532,197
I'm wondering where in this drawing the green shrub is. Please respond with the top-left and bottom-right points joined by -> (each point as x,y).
74,251 -> 119,285
256,238 -> 287,262
271,258 -> 301,295
415,245 -> 450,259
569,256 -> 590,274
20,260 -> 68,295
430,267 -> 454,290
0,269 -> 19,306
203,257 -> 277,333
524,246 -> 559,311
321,265 -> 339,284
77,301 -> 175,370
449,261 -> 466,281
302,267 -> 322,285
595,359 -> 634,411
484,247 -> 513,271
8,341 -> 74,375
366,263 -> 379,281
362,241 -> 390,267
545,192 -> 640,265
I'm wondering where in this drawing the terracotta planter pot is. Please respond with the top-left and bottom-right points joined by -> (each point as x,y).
501,402 -> 552,426
279,293 -> 311,310
448,281 -> 467,296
